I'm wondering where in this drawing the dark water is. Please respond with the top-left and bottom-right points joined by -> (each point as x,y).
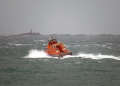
0,35 -> 120,86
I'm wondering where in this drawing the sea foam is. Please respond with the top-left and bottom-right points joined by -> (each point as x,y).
24,49 -> 50,58
23,49 -> 120,60
76,53 -> 120,60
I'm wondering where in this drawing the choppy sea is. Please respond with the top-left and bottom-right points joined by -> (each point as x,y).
0,35 -> 120,86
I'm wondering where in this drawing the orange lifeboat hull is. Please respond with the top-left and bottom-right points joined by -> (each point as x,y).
45,49 -> 72,57
45,38 -> 72,58
45,43 -> 72,57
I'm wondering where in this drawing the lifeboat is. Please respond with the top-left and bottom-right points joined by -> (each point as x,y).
45,37 -> 72,58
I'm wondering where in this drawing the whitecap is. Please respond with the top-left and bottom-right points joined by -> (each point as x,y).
74,62 -> 81,64
8,43 -> 33,46
22,49 -> 120,61
84,45 -> 89,46
74,45 -> 81,46
23,49 -> 51,58
62,53 -> 120,60
76,53 -> 120,60
34,40 -> 45,42
93,44 -> 100,46
105,43 -> 114,45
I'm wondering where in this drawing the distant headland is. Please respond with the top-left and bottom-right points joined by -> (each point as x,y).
11,29 -> 41,36
1,30 -> 120,36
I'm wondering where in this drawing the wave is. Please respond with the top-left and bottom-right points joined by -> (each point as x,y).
8,42 -> 33,46
34,40 -> 45,42
23,49 -> 120,60
24,49 -> 51,58
74,53 -> 120,60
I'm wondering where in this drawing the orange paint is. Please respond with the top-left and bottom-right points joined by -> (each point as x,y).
45,38 -> 72,57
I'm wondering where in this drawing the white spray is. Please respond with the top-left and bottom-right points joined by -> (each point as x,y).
23,49 -> 120,60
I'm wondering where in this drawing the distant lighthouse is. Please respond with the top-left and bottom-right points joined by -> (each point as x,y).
19,28 -> 41,36
30,29 -> 32,33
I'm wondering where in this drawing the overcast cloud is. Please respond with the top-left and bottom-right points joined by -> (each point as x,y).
0,0 -> 120,35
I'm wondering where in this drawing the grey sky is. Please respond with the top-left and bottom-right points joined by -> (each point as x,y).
0,0 -> 120,35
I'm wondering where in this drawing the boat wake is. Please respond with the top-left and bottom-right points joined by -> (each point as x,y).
24,49 -> 51,58
23,49 -> 120,60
